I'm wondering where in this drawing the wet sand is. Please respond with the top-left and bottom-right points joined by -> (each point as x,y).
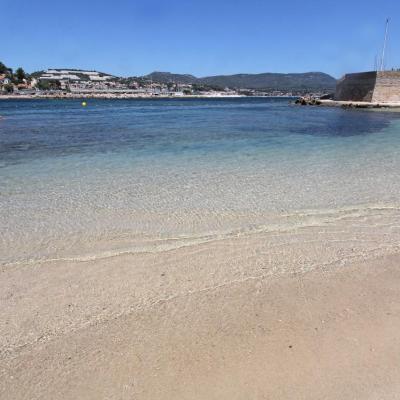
1,226 -> 400,399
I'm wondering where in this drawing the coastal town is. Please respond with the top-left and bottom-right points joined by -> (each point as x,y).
3,61 -> 400,107
0,61 -> 333,99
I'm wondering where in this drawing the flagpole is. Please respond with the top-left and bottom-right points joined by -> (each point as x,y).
380,18 -> 390,71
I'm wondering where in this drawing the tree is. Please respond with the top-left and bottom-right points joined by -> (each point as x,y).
3,83 -> 14,93
0,62 -> 12,76
37,80 -> 61,90
0,62 -> 7,74
16,67 -> 26,83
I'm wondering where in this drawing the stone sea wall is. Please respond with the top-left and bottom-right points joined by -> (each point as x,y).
335,71 -> 400,103
372,71 -> 400,102
334,72 -> 377,102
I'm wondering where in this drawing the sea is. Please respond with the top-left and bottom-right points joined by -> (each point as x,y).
1,97 -> 400,266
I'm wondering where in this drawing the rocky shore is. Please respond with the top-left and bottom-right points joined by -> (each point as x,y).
295,96 -> 400,109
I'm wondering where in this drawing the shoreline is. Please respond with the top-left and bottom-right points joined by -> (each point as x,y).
320,99 -> 400,108
297,98 -> 400,109
0,93 -> 249,100
0,94 -> 300,100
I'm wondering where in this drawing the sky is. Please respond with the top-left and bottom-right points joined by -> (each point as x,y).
2,0 -> 400,78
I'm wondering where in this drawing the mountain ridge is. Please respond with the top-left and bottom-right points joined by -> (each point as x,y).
145,71 -> 336,90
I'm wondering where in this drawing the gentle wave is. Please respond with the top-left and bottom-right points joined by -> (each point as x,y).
3,202 -> 399,267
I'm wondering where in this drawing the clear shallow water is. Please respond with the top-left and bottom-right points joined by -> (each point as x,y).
1,98 -> 400,264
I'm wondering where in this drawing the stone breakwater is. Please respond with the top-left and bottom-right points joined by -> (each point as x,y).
335,71 -> 400,103
294,70 -> 400,109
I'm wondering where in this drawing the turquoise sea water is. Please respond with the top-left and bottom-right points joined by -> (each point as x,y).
1,98 -> 400,264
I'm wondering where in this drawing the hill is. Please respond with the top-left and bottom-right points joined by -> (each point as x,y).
200,72 -> 336,90
145,72 -> 197,85
144,71 -> 336,91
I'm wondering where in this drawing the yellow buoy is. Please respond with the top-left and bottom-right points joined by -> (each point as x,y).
81,101 -> 87,107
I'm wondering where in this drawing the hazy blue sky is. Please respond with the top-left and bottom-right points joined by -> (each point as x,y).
2,0 -> 400,78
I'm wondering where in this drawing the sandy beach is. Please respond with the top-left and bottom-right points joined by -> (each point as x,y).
2,217 -> 400,399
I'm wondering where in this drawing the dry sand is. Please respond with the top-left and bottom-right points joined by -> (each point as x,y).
1,225 -> 400,399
